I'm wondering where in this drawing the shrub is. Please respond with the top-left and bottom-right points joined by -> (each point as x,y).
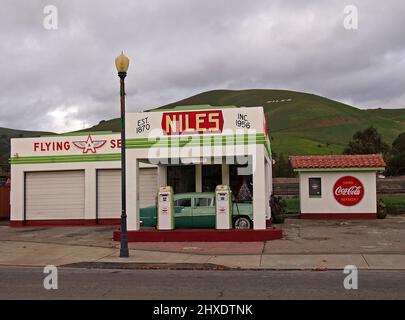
377,199 -> 387,219
270,195 -> 286,224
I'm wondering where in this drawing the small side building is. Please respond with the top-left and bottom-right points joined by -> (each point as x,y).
289,154 -> 386,219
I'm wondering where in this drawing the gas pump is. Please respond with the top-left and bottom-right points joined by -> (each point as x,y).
157,186 -> 174,230
215,185 -> 232,229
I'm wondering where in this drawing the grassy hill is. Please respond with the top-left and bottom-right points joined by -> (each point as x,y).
0,127 -> 53,173
82,89 -> 405,156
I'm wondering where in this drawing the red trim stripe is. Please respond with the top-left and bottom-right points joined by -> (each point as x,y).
301,213 -> 376,220
113,228 -> 283,242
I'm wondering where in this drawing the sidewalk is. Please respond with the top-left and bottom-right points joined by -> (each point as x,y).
1,216 -> 404,270
1,240 -> 405,270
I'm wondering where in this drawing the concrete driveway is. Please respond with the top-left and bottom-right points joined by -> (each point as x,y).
1,216 -> 405,255
0,216 -> 404,269
265,215 -> 405,254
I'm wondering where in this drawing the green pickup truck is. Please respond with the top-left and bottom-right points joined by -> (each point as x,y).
140,192 -> 254,229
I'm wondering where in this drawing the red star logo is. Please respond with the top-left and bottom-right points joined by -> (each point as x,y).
73,135 -> 107,154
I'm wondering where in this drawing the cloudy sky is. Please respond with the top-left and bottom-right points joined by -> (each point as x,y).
1,0 -> 404,133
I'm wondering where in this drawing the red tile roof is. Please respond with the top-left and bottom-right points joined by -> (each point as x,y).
289,154 -> 386,169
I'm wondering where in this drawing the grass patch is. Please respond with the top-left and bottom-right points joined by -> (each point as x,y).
378,194 -> 405,215
271,135 -> 344,155
284,197 -> 300,214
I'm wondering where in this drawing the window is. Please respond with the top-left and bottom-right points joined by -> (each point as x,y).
167,166 -> 195,193
229,164 -> 253,202
174,198 -> 191,207
202,165 -> 222,192
308,178 -> 322,197
194,197 -> 214,207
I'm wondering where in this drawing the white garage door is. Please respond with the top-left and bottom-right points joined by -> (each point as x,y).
25,171 -> 85,220
97,169 -> 120,219
97,168 -> 158,219
139,168 -> 158,207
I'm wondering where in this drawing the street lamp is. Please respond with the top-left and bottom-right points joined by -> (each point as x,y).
115,51 -> 130,258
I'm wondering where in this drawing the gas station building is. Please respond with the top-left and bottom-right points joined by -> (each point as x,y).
10,106 -> 276,236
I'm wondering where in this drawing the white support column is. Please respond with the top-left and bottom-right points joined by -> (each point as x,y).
157,165 -> 167,187
298,173 -> 303,214
84,167 -> 97,221
127,157 -> 140,231
252,146 -> 266,229
264,160 -> 269,219
221,163 -> 229,186
268,157 -> 273,195
195,164 -> 202,192
265,158 -> 272,219
10,166 -> 24,222
371,171 -> 378,214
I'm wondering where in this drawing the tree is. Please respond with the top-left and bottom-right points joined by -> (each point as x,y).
386,153 -> 405,176
386,132 -> 405,176
236,179 -> 252,201
273,153 -> 294,177
344,126 -> 390,156
392,132 -> 405,155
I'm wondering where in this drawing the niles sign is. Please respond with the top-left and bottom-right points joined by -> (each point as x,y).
333,176 -> 364,206
33,135 -> 122,154
161,110 -> 224,135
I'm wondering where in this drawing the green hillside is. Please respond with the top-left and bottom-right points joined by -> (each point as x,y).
0,127 -> 53,172
82,89 -> 405,156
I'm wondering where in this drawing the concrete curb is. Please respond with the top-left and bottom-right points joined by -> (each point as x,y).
58,261 -> 405,271
61,262 -> 233,271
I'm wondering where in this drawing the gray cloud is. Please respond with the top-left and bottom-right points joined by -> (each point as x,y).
0,0 -> 404,132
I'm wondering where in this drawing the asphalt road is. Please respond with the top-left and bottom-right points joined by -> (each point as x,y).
0,266 -> 404,299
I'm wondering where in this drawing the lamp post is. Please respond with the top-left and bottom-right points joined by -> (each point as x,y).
115,52 -> 130,258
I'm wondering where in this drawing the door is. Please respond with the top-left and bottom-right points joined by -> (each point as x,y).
192,195 -> 216,228
97,168 -> 158,220
0,186 -> 10,219
97,169 -> 121,220
139,168 -> 158,208
25,171 -> 85,221
174,196 -> 192,228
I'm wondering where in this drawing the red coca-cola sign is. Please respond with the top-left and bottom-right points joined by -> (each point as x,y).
333,176 -> 364,206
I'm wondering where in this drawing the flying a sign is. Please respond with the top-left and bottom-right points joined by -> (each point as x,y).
32,135 -> 121,154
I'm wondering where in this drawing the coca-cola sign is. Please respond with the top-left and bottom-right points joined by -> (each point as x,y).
333,176 -> 364,206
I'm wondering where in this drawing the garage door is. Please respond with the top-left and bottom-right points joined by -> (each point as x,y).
25,171 -> 85,221
139,168 -> 158,207
97,168 -> 158,219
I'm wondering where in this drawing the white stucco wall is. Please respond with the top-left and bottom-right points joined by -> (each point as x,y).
11,161 -> 120,222
10,133 -> 155,222
299,171 -> 377,214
